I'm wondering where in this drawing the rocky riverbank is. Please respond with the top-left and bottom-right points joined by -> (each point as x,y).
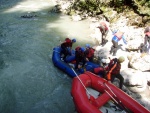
50,0 -> 150,111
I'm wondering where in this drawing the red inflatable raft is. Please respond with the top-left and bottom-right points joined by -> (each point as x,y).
71,71 -> 150,113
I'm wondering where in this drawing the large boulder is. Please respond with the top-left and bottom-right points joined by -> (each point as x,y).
121,68 -> 147,93
128,53 -> 150,71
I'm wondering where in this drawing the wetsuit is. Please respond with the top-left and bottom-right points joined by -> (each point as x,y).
75,47 -> 86,69
106,58 -> 124,89
85,47 -> 95,61
61,38 -> 72,60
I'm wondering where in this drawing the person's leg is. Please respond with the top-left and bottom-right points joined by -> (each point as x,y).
115,74 -> 124,89
102,35 -> 107,46
90,68 -> 94,73
63,48 -> 68,60
61,45 -> 67,60
110,74 -> 115,82
110,40 -> 115,54
103,29 -> 108,44
98,68 -> 105,78
82,58 -> 86,67
101,26 -> 105,45
112,40 -> 118,56
75,60 -> 79,69
113,48 -> 117,56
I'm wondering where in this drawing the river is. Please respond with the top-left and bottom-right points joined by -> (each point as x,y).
0,0 -> 95,113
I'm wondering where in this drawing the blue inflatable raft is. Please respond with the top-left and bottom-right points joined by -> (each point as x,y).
52,46 -> 100,78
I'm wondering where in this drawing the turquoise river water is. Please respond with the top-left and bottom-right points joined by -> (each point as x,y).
0,0 -> 95,113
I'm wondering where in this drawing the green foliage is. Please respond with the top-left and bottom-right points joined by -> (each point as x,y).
74,0 -> 101,12
72,0 -> 150,16
108,0 -> 126,13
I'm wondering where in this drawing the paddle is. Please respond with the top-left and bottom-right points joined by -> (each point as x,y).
71,68 -> 96,103
104,82 -> 133,113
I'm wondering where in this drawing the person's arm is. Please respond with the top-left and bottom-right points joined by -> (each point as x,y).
112,30 -> 118,35
68,43 -> 73,54
122,35 -> 127,45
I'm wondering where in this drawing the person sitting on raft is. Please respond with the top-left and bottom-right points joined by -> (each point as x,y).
75,47 -> 87,70
84,44 -> 95,62
60,38 -> 76,61
91,58 -> 109,78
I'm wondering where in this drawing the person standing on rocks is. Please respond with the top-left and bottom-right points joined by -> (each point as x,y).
92,56 -> 125,89
144,26 -> 150,54
97,21 -> 109,46
105,56 -> 125,89
110,30 -> 127,56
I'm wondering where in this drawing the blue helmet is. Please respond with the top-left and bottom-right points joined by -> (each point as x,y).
80,47 -> 85,52
86,44 -> 90,48
72,38 -> 76,42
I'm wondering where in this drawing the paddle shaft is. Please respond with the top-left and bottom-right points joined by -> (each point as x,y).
104,83 -> 132,113
72,68 -> 91,96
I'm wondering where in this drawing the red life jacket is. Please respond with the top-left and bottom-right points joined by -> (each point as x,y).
114,32 -> 124,40
100,22 -> 108,31
94,67 -> 104,74
86,48 -> 95,58
145,32 -> 150,37
75,46 -> 81,51
105,59 -> 121,80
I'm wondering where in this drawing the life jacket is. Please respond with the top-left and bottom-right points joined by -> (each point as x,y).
114,32 -> 124,40
100,22 -> 108,31
75,47 -> 85,61
145,32 -> 150,37
86,48 -> 95,58
75,46 -> 82,57
106,58 -> 121,80
94,67 -> 104,74
75,46 -> 81,51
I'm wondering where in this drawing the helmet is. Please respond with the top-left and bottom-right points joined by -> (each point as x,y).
118,56 -> 125,63
72,38 -> 76,42
101,59 -> 106,63
80,47 -> 85,52
86,44 -> 90,48
101,58 -> 109,64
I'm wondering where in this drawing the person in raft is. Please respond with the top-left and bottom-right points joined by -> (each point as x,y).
97,21 -> 109,45
110,30 -> 127,56
75,47 -> 87,70
144,26 -> 150,54
93,56 -> 125,89
84,44 -> 95,62
92,58 -> 109,78
60,38 -> 76,61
